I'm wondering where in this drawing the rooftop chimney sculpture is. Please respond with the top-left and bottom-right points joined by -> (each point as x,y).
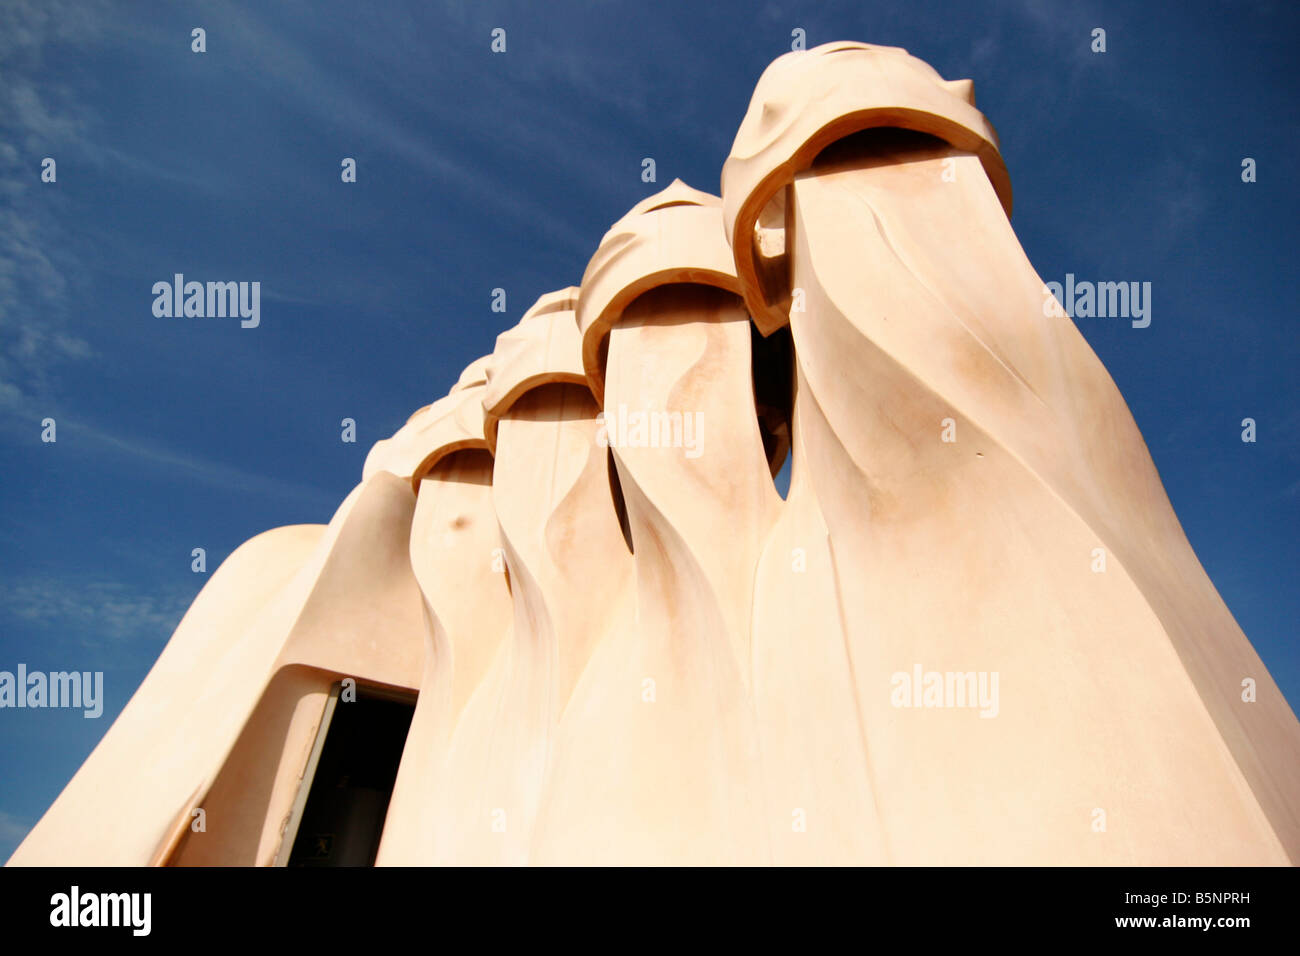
10,42 -> 1299,867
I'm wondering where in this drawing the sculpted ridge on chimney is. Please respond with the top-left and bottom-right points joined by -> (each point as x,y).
721,41 -> 1012,334
576,179 -> 741,405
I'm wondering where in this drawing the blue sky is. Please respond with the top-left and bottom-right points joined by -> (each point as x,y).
1,0 -> 1296,860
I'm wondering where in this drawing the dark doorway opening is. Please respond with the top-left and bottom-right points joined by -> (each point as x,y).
285,686 -> 415,867
751,322 -> 794,499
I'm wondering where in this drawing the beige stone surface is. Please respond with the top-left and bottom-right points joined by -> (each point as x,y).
415,292 -> 637,864
10,469 -> 425,865
535,282 -> 778,864
375,448 -> 511,865
363,376 -> 492,491
719,42 -> 1299,863
767,149 -> 1295,862
722,41 -> 1010,335
10,40 -> 1298,868
576,179 -> 743,404
374,358 -> 510,865
481,288 -> 587,453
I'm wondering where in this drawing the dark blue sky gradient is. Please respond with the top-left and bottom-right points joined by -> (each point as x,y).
1,0 -> 1296,859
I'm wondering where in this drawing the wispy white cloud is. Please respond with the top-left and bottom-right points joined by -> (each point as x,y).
0,200 -> 94,410
0,0 -> 110,61
0,1 -> 108,410
0,2 -> 344,513
0,576 -> 194,647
